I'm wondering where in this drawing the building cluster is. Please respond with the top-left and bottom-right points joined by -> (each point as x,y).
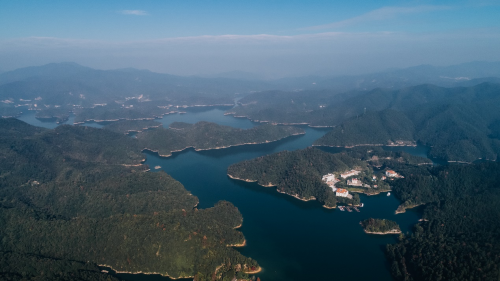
322,172 -> 353,199
322,173 -> 339,192
322,168 -> 402,200
347,178 -> 362,186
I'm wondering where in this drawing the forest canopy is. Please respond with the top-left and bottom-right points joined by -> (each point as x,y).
0,118 -> 259,281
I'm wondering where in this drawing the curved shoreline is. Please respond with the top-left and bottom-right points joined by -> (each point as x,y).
363,229 -> 402,235
227,239 -> 246,247
223,112 -> 335,128
312,142 -> 417,148
395,203 -> 424,214
142,132 -> 306,158
98,264 -> 193,280
245,266 -> 263,274
228,173 -> 336,209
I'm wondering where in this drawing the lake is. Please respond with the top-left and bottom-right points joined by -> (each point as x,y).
17,106 -> 423,281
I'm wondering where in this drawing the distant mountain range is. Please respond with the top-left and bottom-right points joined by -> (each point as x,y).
270,61 -> 500,91
2,61 -> 500,129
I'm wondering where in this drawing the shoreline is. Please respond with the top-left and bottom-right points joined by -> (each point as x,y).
313,142 -> 417,148
143,132 -> 305,159
395,203 -> 424,214
245,266 -> 263,274
227,239 -> 246,247
69,103 -> 234,124
228,173 -> 338,209
223,112 -> 335,128
98,264 -> 193,280
363,229 -> 402,235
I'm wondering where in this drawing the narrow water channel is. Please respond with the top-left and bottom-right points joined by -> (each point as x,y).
17,107 -> 423,281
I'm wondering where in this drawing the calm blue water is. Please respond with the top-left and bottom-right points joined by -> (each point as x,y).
16,107 -> 423,281
16,110 -> 104,129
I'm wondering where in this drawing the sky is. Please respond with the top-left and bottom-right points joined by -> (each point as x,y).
1,0 -> 500,78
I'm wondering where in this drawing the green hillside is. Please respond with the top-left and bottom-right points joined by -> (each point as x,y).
138,121 -> 305,157
0,118 -> 259,281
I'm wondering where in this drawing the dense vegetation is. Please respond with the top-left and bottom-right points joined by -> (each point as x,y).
0,118 -> 259,281
0,251 -> 120,281
314,83 -> 500,162
227,146 -> 433,206
35,107 -> 71,123
227,148 -> 366,207
338,146 -> 432,167
138,121 -> 304,157
103,119 -> 162,134
329,146 -> 432,195
360,218 -> 401,234
314,110 -> 415,147
229,82 -> 500,127
386,162 -> 500,281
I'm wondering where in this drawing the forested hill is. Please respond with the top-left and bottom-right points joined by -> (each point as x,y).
314,83 -> 500,162
386,162 -> 500,281
360,218 -> 401,234
137,121 -> 305,157
228,82 -> 500,127
313,110 -> 415,147
0,118 -> 259,281
227,146 -> 432,207
227,148 -> 366,208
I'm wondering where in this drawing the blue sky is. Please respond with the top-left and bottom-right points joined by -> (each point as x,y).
1,0 -> 500,77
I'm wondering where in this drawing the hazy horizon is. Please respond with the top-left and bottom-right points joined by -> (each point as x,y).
1,1 -> 500,78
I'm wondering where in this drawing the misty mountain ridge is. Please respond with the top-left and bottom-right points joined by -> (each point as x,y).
272,61 -> 500,91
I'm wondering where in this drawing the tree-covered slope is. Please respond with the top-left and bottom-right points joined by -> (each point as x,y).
0,251 -> 121,281
386,163 -> 500,281
360,218 -> 401,234
138,121 -> 305,157
314,110 -> 415,147
315,83 -> 500,162
229,83 -> 500,128
0,119 -> 259,281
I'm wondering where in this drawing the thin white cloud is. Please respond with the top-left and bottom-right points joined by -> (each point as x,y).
1,28 -> 500,77
302,5 -> 451,30
118,10 -> 148,16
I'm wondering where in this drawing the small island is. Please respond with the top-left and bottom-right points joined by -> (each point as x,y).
138,121 -> 305,157
360,218 -> 401,234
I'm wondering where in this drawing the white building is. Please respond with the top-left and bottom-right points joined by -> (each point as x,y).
336,188 -> 349,197
347,178 -> 362,186
322,173 -> 339,192
385,170 -> 398,177
340,170 -> 361,178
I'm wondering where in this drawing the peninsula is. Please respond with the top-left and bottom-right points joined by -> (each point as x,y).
103,119 -> 162,134
138,121 -> 305,157
227,147 -> 366,208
